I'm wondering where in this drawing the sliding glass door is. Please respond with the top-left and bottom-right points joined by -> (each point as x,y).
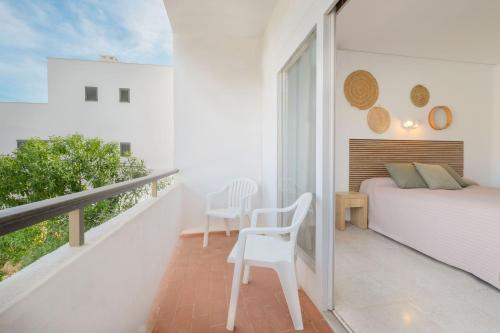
278,32 -> 317,266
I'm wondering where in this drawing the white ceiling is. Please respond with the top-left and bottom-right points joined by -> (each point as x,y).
337,0 -> 500,65
164,0 -> 277,38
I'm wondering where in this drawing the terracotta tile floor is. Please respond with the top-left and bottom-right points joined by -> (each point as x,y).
150,233 -> 334,333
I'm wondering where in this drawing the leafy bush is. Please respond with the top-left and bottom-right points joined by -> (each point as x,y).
0,134 -> 152,280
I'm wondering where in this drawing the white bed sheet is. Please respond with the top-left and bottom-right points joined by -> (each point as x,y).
360,177 -> 500,289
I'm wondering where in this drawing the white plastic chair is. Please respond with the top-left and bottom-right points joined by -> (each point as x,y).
226,192 -> 313,331
204,178 -> 258,247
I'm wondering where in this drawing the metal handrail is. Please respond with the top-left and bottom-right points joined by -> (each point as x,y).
0,168 -> 180,245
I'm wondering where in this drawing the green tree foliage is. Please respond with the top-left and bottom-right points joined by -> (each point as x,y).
0,134 -> 151,280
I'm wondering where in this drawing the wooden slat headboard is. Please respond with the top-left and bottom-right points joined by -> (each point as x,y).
349,139 -> 464,192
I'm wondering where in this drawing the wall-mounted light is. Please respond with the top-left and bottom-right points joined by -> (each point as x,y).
402,120 -> 419,129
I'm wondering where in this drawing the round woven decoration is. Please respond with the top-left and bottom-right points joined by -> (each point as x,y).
344,70 -> 379,110
428,106 -> 452,130
367,107 -> 391,134
411,84 -> 430,107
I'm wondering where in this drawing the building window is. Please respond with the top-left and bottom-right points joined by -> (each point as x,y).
16,139 -> 48,149
120,142 -> 131,156
119,88 -> 130,103
16,140 -> 27,149
85,86 -> 98,102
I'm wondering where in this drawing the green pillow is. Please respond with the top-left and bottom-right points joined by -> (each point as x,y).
385,163 -> 427,189
462,177 -> 478,187
414,163 -> 462,190
441,164 -> 468,187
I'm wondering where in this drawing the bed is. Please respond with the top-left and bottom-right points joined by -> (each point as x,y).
361,177 -> 500,289
349,139 -> 500,289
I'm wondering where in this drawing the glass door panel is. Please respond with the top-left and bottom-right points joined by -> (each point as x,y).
279,33 -> 317,266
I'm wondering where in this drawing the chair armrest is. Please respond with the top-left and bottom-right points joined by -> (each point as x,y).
250,205 -> 297,227
206,186 -> 228,211
239,226 -> 292,238
232,226 -> 293,260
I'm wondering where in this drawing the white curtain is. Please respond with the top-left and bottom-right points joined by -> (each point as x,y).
280,35 -> 316,264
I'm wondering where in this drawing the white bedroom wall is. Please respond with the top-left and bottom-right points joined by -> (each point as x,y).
335,50 -> 494,190
491,65 -> 500,186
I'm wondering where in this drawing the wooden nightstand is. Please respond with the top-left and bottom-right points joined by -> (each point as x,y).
335,192 -> 368,231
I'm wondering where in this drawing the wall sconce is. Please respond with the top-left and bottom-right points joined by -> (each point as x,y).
402,120 -> 419,129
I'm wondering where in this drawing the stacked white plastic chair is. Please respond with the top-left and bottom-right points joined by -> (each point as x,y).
204,178 -> 258,247
225,192 -> 313,331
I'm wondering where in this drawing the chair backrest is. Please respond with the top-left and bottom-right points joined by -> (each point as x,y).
227,178 -> 258,210
288,193 -> 313,246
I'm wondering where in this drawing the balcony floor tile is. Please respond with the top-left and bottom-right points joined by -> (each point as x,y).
150,233 -> 333,333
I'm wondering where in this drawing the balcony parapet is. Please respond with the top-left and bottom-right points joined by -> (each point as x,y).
0,173 -> 184,333
0,169 -> 179,245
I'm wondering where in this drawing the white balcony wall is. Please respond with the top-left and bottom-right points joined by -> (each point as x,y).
0,183 -> 183,333
0,59 -> 174,170
170,30 -> 262,233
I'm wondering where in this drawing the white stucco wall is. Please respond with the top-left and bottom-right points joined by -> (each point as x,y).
0,183 -> 183,333
0,58 -> 174,170
491,65 -> 500,186
335,50 -> 495,190
172,34 -> 262,233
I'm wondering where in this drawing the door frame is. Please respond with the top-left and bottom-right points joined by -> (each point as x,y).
323,7 -> 336,310
274,0 -> 340,311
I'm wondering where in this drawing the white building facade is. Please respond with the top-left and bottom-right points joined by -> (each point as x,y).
0,58 -> 174,170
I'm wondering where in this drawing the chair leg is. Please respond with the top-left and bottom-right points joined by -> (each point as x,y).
224,218 -> 231,236
295,266 -> 300,290
294,255 -> 300,290
277,264 -> 303,330
203,216 -> 210,247
226,260 -> 244,331
242,265 -> 251,284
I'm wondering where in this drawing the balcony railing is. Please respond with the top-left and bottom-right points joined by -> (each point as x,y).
0,168 -> 179,246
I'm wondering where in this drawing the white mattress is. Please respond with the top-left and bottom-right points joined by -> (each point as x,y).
360,177 -> 500,289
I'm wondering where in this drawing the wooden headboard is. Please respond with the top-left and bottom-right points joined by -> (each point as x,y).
349,139 -> 464,191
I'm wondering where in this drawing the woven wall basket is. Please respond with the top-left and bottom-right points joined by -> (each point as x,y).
428,106 -> 453,130
411,84 -> 430,107
344,70 -> 379,110
367,106 -> 391,134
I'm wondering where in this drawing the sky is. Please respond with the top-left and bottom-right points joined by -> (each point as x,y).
0,0 -> 173,103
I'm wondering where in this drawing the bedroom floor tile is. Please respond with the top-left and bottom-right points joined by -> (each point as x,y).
409,293 -> 500,333
334,224 -> 500,333
340,302 -> 447,333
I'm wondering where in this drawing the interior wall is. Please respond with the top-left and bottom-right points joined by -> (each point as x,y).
335,50 -> 494,191
491,65 -> 500,186
173,33 -> 262,233
261,0 -> 336,310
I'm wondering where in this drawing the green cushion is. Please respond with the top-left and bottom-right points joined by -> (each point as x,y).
385,163 -> 428,189
440,164 -> 468,187
414,163 -> 462,190
462,177 -> 479,187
